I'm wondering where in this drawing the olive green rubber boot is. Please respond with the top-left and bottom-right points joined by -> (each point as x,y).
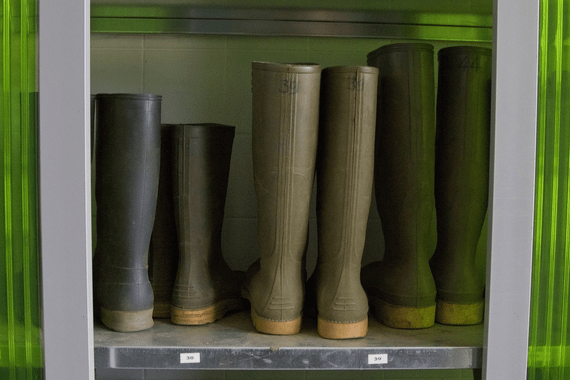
149,125 -> 179,318
242,62 -> 321,335
363,44 -> 437,329
94,93 -> 162,332
308,66 -> 378,339
170,124 -> 246,325
430,47 -> 492,325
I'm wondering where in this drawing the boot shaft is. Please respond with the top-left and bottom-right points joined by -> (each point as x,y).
367,43 -> 436,264
95,93 -> 162,269
171,124 -> 235,269
317,65 -> 378,267
251,62 -> 321,263
434,46 -> 492,255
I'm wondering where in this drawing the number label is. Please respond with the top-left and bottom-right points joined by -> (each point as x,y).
180,353 -> 201,364
279,79 -> 299,94
348,77 -> 365,91
368,353 -> 388,365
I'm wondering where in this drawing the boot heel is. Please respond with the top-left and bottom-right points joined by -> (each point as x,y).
170,299 -> 248,325
250,308 -> 302,335
369,297 -> 435,329
435,300 -> 484,325
100,307 -> 154,333
317,317 -> 368,340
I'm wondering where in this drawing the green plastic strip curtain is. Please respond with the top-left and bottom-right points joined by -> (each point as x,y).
528,0 -> 570,378
0,0 -> 42,379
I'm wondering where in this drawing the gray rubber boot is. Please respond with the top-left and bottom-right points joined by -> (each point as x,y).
363,43 -> 437,329
94,93 -> 162,332
430,46 -> 492,325
308,66 -> 378,339
149,125 -> 179,318
242,62 -> 321,335
170,124 -> 246,325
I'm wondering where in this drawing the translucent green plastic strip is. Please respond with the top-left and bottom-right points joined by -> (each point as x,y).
2,1 -> 17,378
529,0 -> 570,378
1,0 -> 41,378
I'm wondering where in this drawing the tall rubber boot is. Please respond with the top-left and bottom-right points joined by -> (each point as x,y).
93,93 -> 162,332
170,123 -> 246,325
149,125 -> 179,318
242,62 -> 321,335
308,66 -> 378,339
363,43 -> 437,329
430,46 -> 492,325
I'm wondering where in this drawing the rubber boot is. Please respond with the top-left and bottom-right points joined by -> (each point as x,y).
430,46 -> 492,325
93,93 -> 162,332
149,125 -> 179,318
307,66 -> 378,339
363,43 -> 437,329
242,62 -> 321,335
170,123 -> 246,325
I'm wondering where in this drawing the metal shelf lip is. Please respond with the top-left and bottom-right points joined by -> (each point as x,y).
90,6 -> 492,42
94,313 -> 483,370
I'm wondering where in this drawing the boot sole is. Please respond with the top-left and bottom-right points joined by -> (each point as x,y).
171,298 -> 247,325
436,299 -> 484,325
318,316 -> 368,339
152,301 -> 171,319
369,297 -> 435,329
100,307 -> 154,332
250,308 -> 302,335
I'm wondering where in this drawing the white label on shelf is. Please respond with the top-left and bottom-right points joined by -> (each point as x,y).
180,353 -> 201,364
368,353 -> 388,365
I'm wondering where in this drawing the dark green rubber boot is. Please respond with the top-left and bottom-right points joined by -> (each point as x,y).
170,124 -> 246,325
363,44 -> 437,329
430,46 -> 492,325
242,62 -> 321,335
149,125 -> 179,318
94,93 -> 162,332
308,66 -> 378,339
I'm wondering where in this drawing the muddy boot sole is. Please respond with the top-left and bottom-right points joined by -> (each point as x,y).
436,299 -> 484,325
369,297 -> 435,329
318,316 -> 368,339
171,298 -> 247,325
100,307 -> 154,332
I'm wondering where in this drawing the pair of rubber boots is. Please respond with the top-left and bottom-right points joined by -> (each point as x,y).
362,44 -> 492,329
93,93 -> 243,332
241,62 -> 379,339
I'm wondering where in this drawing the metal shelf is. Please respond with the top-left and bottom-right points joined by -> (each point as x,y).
90,5 -> 492,42
94,311 -> 482,370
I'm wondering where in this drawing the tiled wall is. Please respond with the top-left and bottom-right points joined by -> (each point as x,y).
91,33 -> 490,380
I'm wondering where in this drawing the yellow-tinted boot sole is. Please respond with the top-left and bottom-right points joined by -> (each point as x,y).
370,298 -> 435,329
435,299 -> 484,325
171,298 -> 247,325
